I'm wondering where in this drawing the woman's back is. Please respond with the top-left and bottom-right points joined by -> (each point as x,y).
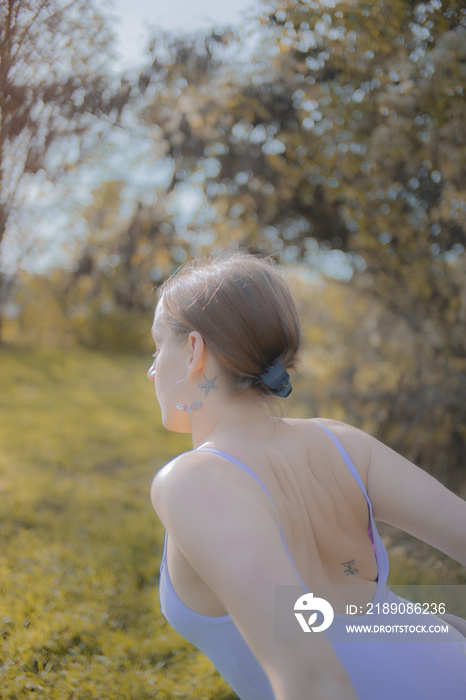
157,418 -> 466,700
150,253 -> 466,699
163,418 -> 380,618
207,418 -> 378,588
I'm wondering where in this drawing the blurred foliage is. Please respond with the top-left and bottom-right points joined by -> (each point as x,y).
131,0 -> 465,272
288,271 -> 466,491
0,0 -> 132,338
63,181 -> 174,332
1,347 -> 464,697
58,0 -> 465,486
3,269 -> 154,352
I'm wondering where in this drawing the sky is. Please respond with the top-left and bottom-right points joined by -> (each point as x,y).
102,0 -> 261,68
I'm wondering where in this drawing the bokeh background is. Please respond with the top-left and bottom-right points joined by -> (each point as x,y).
1,1 -> 465,698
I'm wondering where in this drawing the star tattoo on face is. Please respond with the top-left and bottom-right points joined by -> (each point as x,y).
198,374 -> 218,396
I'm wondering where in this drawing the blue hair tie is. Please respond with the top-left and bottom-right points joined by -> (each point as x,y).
257,361 -> 292,398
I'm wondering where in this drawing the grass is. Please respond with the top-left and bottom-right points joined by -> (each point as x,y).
0,346 -> 235,699
1,346 -> 464,699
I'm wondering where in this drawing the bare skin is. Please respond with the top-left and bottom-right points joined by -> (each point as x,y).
148,302 -> 466,700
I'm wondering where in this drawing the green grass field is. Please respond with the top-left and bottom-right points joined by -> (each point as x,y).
0,347 -> 235,699
1,347 -> 464,699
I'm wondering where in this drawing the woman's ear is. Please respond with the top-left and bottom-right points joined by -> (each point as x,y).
186,331 -> 206,379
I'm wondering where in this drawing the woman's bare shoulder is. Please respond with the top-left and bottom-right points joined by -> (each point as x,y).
282,417 -> 372,489
285,416 -> 371,457
152,449 -> 221,501
151,447 -> 271,527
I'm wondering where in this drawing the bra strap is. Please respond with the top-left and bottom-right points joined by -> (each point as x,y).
197,447 -> 309,590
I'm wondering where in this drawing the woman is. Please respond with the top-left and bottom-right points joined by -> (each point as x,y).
147,253 -> 466,700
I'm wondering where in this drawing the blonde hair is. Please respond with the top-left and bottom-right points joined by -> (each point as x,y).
158,253 -> 301,394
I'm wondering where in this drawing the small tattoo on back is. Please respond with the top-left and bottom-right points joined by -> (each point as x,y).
342,559 -> 359,576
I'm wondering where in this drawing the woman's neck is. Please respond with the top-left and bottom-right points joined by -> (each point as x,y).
189,390 -> 273,449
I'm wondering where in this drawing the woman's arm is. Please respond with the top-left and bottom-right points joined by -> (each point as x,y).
365,432 -> 466,565
152,451 -> 358,700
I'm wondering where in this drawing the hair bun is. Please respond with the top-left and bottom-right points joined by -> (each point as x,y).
159,253 -> 301,395
256,361 -> 292,398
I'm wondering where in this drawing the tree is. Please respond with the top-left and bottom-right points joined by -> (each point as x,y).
140,1 -> 465,277
0,0 -> 131,339
53,179 -> 176,350
63,2 -> 465,481
128,0 -> 464,483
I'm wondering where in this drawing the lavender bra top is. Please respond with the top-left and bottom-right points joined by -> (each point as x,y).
157,422 -> 466,700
